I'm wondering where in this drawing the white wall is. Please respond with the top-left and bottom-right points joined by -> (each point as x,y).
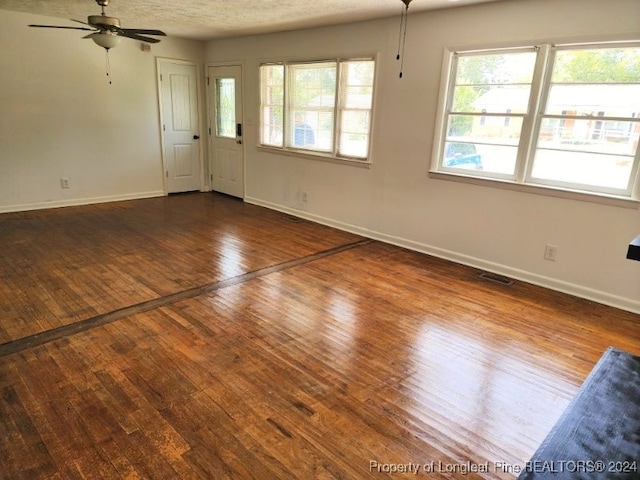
0,9 -> 204,212
205,0 -> 640,313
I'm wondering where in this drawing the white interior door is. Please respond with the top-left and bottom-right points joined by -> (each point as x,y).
208,65 -> 244,198
160,60 -> 201,193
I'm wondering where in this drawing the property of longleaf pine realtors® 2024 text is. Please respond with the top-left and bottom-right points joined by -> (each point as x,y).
369,460 -> 517,475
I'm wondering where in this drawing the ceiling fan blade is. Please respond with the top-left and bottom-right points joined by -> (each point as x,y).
71,18 -> 93,27
29,24 -> 95,31
120,28 -> 166,37
118,31 -> 162,43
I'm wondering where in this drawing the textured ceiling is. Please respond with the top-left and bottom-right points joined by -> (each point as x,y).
0,0 -> 507,41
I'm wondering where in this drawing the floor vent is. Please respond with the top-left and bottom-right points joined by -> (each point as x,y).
282,214 -> 304,223
479,271 -> 514,286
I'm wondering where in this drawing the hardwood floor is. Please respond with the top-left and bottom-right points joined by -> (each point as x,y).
0,192 -> 639,479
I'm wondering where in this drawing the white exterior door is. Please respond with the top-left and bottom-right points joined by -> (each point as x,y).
160,60 -> 201,193
208,65 -> 244,198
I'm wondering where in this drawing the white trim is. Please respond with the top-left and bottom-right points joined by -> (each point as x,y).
257,145 -> 372,168
431,47 -> 454,172
245,196 -> 640,315
520,44 -> 551,183
428,170 -> 640,208
0,191 -> 165,214
444,32 -> 640,57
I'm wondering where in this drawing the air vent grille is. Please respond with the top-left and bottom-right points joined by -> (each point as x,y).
479,271 -> 514,286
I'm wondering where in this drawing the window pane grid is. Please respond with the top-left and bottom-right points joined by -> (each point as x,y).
290,109 -> 333,152
441,49 -> 537,175
528,45 -> 640,194
551,47 -> 640,84
436,43 -> 640,198
544,84 -> 640,117
260,64 -> 284,147
338,60 -> 375,158
259,58 -> 375,161
452,85 -> 532,114
288,63 -> 337,152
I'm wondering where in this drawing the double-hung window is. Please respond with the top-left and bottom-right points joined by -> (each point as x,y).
434,42 -> 640,200
259,59 -> 376,161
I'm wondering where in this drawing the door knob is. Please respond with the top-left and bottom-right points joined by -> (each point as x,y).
193,135 -> 200,140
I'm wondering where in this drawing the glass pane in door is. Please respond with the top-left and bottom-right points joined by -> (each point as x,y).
216,78 -> 236,138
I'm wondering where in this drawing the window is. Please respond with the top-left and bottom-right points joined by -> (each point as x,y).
259,59 -> 375,161
434,43 -> 640,199
289,62 -> 336,153
260,64 -> 284,147
532,46 -> 640,194
215,78 -> 236,138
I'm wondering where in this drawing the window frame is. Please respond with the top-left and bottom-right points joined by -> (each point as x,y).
259,63 -> 285,148
286,60 -> 338,154
259,57 -> 377,164
431,40 -> 640,204
440,45 -> 540,182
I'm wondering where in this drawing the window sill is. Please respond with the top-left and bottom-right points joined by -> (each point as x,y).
258,145 -> 372,168
428,170 -> 640,209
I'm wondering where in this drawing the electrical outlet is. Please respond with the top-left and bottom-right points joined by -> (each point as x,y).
544,244 -> 558,261
302,192 -> 308,202
61,177 -> 70,189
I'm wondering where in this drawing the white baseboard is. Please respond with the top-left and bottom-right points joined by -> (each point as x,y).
0,190 -> 166,214
245,196 -> 640,315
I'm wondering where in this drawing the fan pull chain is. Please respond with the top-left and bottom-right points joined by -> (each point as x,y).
104,48 -> 112,85
396,3 -> 405,61
396,0 -> 412,78
398,9 -> 408,78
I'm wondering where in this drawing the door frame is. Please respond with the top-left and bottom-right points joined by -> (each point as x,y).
205,61 -> 245,197
156,57 -> 205,195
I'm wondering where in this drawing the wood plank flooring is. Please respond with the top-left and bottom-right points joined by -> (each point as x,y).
1,192 -> 639,479
0,194 -> 361,343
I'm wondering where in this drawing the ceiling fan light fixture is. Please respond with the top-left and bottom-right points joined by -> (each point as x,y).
90,31 -> 121,50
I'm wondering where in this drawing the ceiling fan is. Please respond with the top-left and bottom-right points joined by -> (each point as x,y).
28,0 -> 166,50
